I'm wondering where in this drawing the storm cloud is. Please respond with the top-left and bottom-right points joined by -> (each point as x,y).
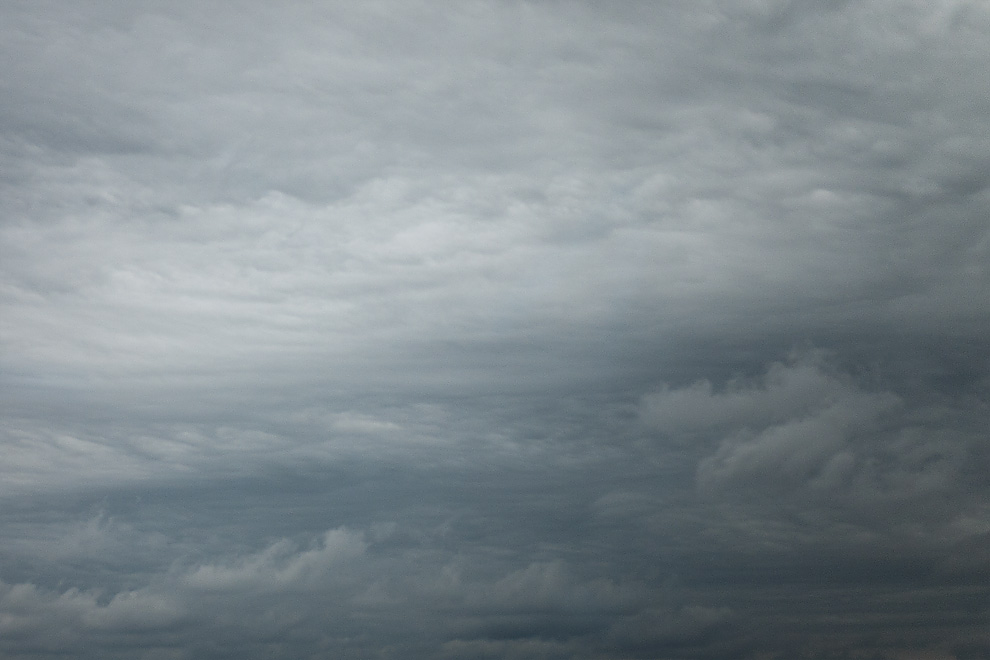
2,2 -> 989,658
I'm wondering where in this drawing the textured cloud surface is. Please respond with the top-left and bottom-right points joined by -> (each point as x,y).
2,2 -> 989,658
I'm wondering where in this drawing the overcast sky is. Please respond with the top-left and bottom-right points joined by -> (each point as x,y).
2,1 -> 989,659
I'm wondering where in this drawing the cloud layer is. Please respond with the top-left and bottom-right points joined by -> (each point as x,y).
2,1 -> 989,658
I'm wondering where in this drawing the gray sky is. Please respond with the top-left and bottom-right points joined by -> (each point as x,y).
2,2 -> 989,658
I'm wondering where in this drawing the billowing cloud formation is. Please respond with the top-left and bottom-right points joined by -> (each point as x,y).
641,356 -> 989,562
182,527 -> 367,591
2,1 -> 989,658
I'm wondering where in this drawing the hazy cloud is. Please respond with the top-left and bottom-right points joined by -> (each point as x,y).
2,1 -> 989,658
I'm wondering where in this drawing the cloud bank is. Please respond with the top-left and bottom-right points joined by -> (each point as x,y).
2,1 -> 989,658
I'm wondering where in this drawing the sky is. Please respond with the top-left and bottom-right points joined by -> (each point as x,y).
1,1 -> 989,658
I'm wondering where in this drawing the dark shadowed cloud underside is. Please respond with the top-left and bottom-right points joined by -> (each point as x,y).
2,2 -> 989,659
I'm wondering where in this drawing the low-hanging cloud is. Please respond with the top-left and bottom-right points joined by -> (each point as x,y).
2,1 -> 989,658
182,527 -> 367,592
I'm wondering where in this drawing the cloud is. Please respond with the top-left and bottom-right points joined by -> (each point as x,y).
474,561 -> 640,614
182,527 -> 366,591
641,351 -> 978,508
693,367 -> 902,498
640,351 -> 857,437
0,581 -> 184,639
633,352 -> 990,603
439,638 -> 578,660
2,1 -> 990,659
607,604 -> 736,655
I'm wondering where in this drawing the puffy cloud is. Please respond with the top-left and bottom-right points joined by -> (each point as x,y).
640,351 -> 857,438
0,580 -> 184,639
634,353 -> 990,601
183,527 -> 366,591
695,372 -> 902,498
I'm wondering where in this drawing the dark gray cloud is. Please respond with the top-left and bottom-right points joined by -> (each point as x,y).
2,1 -> 989,658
